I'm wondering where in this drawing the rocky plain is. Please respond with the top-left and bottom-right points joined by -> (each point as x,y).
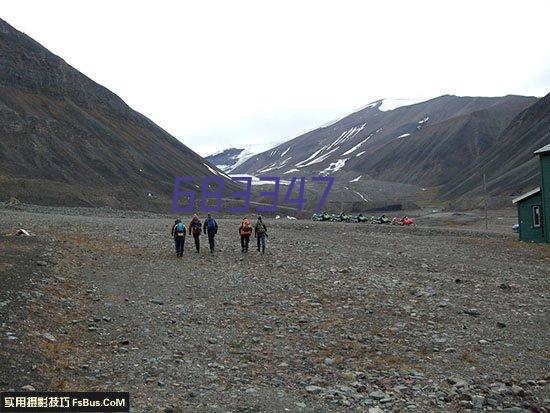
0,204 -> 548,412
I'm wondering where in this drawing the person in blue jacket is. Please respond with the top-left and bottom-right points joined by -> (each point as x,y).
203,213 -> 218,253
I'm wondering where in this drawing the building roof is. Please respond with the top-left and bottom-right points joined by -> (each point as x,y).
534,143 -> 550,155
512,187 -> 541,204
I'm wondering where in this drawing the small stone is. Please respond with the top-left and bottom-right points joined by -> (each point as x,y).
497,321 -> 507,328
463,308 -> 480,317
510,384 -> 525,396
21,385 -> 35,391
486,398 -> 498,406
369,390 -> 387,400
36,261 -> 48,266
368,407 -> 385,413
324,357 -> 334,366
207,337 -> 218,344
305,385 -> 323,394
447,376 -> 468,388
150,298 -> 164,305
42,332 -> 56,342
472,395 -> 484,408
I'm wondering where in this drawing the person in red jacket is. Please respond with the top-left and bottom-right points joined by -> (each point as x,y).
188,214 -> 202,253
239,217 -> 253,252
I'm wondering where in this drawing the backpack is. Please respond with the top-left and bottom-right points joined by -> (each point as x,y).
256,222 -> 266,234
175,222 -> 185,237
241,221 -> 252,236
192,220 -> 202,235
207,218 -> 217,233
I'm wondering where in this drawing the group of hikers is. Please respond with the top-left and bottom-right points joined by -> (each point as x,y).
170,214 -> 268,256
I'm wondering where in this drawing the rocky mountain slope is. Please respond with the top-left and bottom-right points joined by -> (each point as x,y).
444,92 -> 550,205
233,95 -> 540,208
0,18 -> 234,211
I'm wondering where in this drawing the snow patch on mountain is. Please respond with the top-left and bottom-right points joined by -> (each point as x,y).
327,123 -> 366,152
203,163 -> 232,180
283,168 -> 300,174
257,163 -> 278,173
342,133 -> 373,156
350,175 -> 362,182
221,144 -> 274,172
353,191 -> 369,202
295,146 -> 327,167
298,146 -> 340,168
203,163 -> 219,175
229,174 -> 290,186
321,158 -> 348,175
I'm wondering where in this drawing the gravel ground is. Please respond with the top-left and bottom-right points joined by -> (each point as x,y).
0,206 -> 549,413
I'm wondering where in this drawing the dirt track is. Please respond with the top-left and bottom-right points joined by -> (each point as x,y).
1,207 -> 549,412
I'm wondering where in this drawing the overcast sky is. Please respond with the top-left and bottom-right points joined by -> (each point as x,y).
2,0 -> 550,155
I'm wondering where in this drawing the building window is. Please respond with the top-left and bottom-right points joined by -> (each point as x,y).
532,205 -> 541,228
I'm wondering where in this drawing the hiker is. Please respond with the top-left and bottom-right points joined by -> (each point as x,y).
254,216 -> 268,253
188,214 -> 202,253
239,217 -> 253,252
171,218 -> 186,257
203,213 -> 218,253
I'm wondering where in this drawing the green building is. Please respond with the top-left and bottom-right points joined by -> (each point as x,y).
512,143 -> 550,243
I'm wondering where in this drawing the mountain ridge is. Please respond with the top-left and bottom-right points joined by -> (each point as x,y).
0,18 -> 234,211
231,93 -> 541,208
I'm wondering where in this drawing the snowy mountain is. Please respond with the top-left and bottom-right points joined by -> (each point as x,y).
232,95 -> 541,207
204,148 -> 245,172
205,143 -> 275,173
